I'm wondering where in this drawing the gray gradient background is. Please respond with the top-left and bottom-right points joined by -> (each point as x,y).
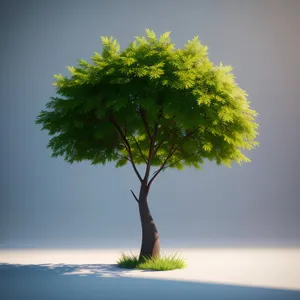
0,0 -> 299,249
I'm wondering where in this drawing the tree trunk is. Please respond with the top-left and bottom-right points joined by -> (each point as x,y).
138,183 -> 160,261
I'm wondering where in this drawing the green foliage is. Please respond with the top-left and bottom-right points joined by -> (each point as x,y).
36,29 -> 259,173
117,252 -> 187,271
117,251 -> 140,269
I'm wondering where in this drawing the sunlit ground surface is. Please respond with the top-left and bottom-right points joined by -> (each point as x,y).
0,248 -> 299,299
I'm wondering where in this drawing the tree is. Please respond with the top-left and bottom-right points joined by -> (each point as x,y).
35,29 -> 259,261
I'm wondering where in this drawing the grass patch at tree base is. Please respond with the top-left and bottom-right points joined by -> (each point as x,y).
117,252 -> 187,271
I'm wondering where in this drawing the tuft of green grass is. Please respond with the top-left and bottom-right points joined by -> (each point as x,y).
117,251 -> 140,269
117,251 -> 187,271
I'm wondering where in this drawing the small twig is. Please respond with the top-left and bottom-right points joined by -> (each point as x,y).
160,152 -> 198,170
130,189 -> 139,203
131,134 -> 148,164
148,144 -> 178,188
116,153 -> 131,162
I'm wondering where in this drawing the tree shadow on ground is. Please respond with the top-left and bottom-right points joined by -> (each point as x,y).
0,264 -> 299,300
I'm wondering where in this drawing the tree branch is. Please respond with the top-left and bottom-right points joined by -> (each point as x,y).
110,116 -> 143,183
116,153 -> 131,163
130,189 -> 139,203
143,140 -> 155,183
152,139 -> 166,157
141,106 -> 163,184
131,133 -> 148,164
150,123 -> 201,169
154,151 -> 199,173
138,108 -> 152,142
148,124 -> 204,187
148,144 -> 178,188
152,116 -> 176,155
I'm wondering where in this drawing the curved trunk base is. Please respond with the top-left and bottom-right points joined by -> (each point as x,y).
139,232 -> 160,262
138,186 -> 160,262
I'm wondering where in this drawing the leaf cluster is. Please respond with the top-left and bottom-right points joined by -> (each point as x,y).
36,29 -> 259,176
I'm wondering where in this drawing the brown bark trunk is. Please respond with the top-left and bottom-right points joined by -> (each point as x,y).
138,183 -> 160,262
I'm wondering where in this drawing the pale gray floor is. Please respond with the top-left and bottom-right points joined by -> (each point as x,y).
1,263 -> 300,300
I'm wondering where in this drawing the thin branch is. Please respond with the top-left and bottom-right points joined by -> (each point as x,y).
155,152 -> 199,172
148,124 -> 204,187
151,123 -> 202,168
152,139 -> 166,157
141,106 -> 163,184
130,189 -> 139,203
143,139 -> 155,183
110,116 -> 143,183
139,108 -> 152,142
148,144 -> 178,188
131,134 -> 148,164
116,153 -> 131,163
152,116 -> 176,155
